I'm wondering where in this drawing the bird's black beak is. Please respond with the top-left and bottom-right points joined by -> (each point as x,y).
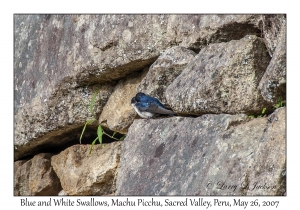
131,97 -> 137,104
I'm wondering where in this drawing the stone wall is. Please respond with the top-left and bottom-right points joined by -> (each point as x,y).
14,14 -> 286,196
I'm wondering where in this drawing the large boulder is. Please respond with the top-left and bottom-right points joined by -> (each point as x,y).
51,142 -> 121,195
14,83 -> 114,160
259,15 -> 286,103
166,35 -> 272,115
137,46 -> 196,106
262,14 -> 286,56
247,108 -> 286,195
116,108 -> 285,195
14,153 -> 61,196
14,14 -> 263,111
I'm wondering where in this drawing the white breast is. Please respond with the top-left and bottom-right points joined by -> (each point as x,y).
132,104 -> 155,119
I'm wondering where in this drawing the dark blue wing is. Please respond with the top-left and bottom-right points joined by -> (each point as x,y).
136,101 -> 175,115
135,102 -> 150,111
137,94 -> 165,109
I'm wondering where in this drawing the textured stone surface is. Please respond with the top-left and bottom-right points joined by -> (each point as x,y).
99,68 -> 148,134
14,14 -> 263,160
14,15 -> 158,111
262,14 -> 286,56
166,35 -> 272,115
51,142 -> 121,195
116,108 -> 285,195
15,14 -> 282,196
259,17 -> 286,103
14,160 -> 30,195
14,153 -> 61,196
138,46 -> 196,106
14,83 -> 114,160
14,14 -> 263,111
166,14 -> 262,51
247,107 -> 286,195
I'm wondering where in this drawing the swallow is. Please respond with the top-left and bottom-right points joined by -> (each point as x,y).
131,92 -> 176,119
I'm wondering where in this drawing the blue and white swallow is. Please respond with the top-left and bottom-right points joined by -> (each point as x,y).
131,92 -> 176,119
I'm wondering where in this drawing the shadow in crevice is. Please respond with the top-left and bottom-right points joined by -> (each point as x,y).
211,22 -> 262,43
188,22 -> 262,54
15,125 -> 122,161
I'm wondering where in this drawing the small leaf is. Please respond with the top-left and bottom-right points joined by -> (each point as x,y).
278,97 -> 282,106
79,118 -> 96,144
261,108 -> 266,115
97,125 -> 103,145
89,136 -> 99,154
119,135 -> 126,141
89,89 -> 99,114
112,131 -> 117,138
274,97 -> 285,109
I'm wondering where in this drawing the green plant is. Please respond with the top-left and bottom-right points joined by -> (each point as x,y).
274,97 -> 286,109
248,107 -> 266,119
248,115 -> 255,119
248,97 -> 286,119
257,107 -> 266,118
79,90 -> 126,154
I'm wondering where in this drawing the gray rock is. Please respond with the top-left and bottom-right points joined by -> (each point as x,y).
138,46 -> 196,106
14,83 -> 114,160
14,153 -> 61,196
51,142 -> 121,195
166,14 -> 262,50
262,14 -> 286,56
99,68 -> 149,134
13,14 -> 263,111
14,160 -> 30,196
166,35 -> 272,115
116,108 -> 285,195
14,14 -> 263,160
259,17 -> 286,103
14,14 -> 262,111
247,107 -> 286,195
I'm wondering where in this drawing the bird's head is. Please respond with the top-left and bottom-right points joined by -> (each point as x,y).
135,92 -> 145,101
131,97 -> 137,105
